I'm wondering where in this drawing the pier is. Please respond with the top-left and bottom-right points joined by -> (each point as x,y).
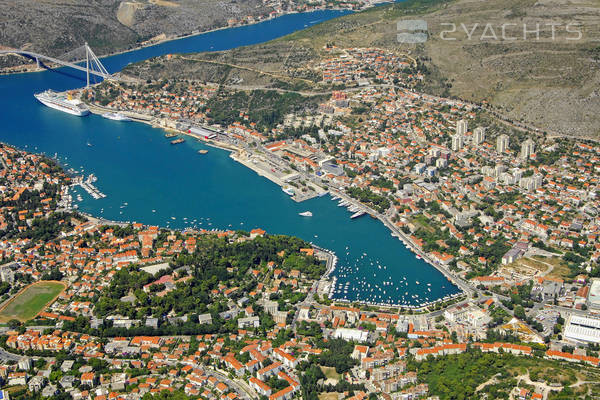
73,175 -> 106,200
326,188 -> 473,306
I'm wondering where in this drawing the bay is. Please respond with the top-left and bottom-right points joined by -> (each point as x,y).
0,9 -> 461,306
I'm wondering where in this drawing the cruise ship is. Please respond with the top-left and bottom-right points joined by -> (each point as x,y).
34,90 -> 90,116
102,112 -> 131,121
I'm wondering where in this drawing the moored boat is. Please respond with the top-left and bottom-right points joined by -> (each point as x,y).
102,112 -> 131,121
34,90 -> 90,116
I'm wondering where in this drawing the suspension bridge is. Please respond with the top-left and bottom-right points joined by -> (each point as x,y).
0,43 -> 117,86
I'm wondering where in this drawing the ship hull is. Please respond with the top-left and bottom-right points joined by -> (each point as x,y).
35,95 -> 90,117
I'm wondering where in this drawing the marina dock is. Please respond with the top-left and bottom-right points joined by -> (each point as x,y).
73,175 -> 106,200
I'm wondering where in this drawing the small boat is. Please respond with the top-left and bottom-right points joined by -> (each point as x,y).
299,211 -> 313,217
198,149 -> 208,154
87,142 -> 92,147
171,138 -> 185,145
165,132 -> 177,138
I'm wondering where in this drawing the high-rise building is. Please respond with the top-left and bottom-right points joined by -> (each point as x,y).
473,127 -> 486,144
451,134 -> 464,152
521,139 -> 536,159
496,134 -> 509,153
519,173 -> 543,191
456,119 -> 468,136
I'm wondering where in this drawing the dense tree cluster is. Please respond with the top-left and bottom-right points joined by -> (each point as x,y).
346,187 -> 390,213
206,88 -> 325,133
317,338 -> 357,373
65,234 -> 324,336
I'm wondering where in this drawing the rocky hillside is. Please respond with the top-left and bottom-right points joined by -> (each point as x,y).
0,0 -> 270,58
131,0 -> 599,137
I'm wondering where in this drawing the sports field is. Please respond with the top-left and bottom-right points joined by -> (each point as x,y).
0,281 -> 66,322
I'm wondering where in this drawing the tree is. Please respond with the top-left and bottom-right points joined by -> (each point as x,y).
514,305 -> 526,320
8,319 -> 21,329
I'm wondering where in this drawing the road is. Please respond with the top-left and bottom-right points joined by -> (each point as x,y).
209,368 -> 256,400
0,347 -> 21,362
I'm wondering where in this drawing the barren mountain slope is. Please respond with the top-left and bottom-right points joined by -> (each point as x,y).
98,0 -> 600,137
0,0 -> 269,57
240,0 -> 600,137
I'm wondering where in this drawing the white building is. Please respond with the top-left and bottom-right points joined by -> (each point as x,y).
451,134 -> 464,152
519,174 -> 543,191
333,328 -> 370,343
564,315 -> 600,344
496,134 -> 509,153
436,158 -> 448,168
473,127 -> 486,144
238,316 -> 260,329
456,119 -> 468,136
588,279 -> 600,310
521,139 -> 536,159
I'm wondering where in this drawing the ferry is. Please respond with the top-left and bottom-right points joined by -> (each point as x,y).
282,187 -> 294,196
171,138 -> 185,145
34,90 -> 90,116
299,211 -> 313,217
102,112 -> 131,121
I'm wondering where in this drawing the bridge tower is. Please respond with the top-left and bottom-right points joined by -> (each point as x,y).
86,42 -> 89,88
83,43 -> 110,88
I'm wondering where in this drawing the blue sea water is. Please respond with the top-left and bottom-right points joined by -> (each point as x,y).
0,10 -> 460,306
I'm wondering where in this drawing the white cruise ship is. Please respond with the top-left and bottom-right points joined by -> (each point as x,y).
34,90 -> 90,116
102,112 -> 131,121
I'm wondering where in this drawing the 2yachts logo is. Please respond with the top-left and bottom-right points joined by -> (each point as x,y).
440,22 -> 583,41
397,19 -> 584,43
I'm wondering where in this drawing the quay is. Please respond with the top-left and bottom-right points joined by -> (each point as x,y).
86,103 -> 152,124
72,175 -> 106,200
229,150 -> 326,203
82,105 -> 471,310
327,188 -> 473,301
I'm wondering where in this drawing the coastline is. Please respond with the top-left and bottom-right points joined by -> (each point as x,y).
0,7 -> 354,77
83,102 -> 471,310
325,189 -> 470,309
